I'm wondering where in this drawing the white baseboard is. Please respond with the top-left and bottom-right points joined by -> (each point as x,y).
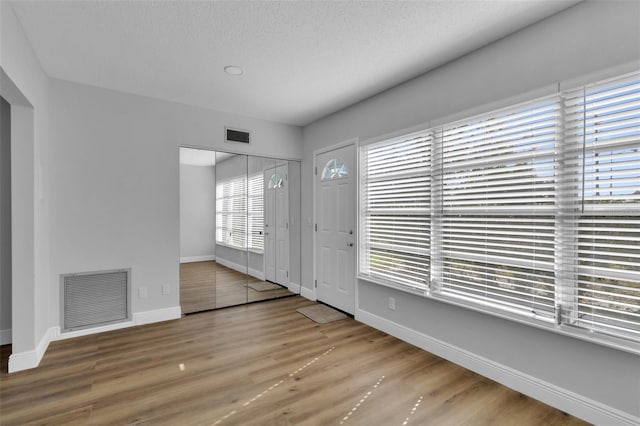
0,328 -> 11,345
249,268 -> 265,282
301,286 -> 316,301
134,306 -> 182,326
9,306 -> 182,372
215,257 -> 266,281
8,326 -> 56,373
180,255 -> 216,263
288,282 -> 301,294
54,322 -> 133,341
356,309 -> 640,426
57,306 -> 182,341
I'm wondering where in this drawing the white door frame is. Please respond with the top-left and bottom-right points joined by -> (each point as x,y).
312,138 -> 358,308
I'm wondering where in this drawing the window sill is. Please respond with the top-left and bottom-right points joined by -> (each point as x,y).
358,276 -> 640,356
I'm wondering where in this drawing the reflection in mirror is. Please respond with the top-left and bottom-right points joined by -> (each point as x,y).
179,147 -> 301,315
215,152 -> 249,308
247,157 -> 299,303
179,147 -> 217,313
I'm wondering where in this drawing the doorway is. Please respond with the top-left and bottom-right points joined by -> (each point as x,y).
314,143 -> 356,314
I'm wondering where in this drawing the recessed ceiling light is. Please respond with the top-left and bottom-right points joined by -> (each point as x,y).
224,65 -> 243,76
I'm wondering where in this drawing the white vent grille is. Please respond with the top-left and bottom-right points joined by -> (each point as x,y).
62,269 -> 130,332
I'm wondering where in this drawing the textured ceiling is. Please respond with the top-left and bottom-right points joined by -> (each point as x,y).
10,1 -> 580,126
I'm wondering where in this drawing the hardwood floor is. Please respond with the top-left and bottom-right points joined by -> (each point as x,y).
180,261 -> 294,313
0,297 -> 588,425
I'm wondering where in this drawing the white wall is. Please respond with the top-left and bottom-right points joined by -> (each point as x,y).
1,1 -> 51,369
48,79 -> 301,328
179,163 -> 215,261
0,96 -> 11,342
302,1 -> 640,422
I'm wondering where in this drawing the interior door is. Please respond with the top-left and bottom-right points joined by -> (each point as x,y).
315,144 -> 356,314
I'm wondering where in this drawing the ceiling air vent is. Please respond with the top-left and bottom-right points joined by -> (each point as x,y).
225,127 -> 250,144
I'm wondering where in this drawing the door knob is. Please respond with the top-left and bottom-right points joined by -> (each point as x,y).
346,242 -> 354,247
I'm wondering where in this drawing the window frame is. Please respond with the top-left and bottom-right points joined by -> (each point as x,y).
357,68 -> 640,355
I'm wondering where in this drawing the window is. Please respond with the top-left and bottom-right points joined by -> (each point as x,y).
216,173 -> 264,252
322,158 -> 348,180
359,70 -> 640,346
360,133 -> 431,292
248,173 -> 264,252
268,173 -> 283,189
439,98 -> 559,317
564,74 -> 640,340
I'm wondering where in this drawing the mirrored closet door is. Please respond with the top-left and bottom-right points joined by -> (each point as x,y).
179,147 -> 301,314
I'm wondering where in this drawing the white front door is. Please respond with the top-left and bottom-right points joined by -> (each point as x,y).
264,167 -> 276,282
264,165 -> 289,285
315,144 -> 356,314
275,163 -> 289,285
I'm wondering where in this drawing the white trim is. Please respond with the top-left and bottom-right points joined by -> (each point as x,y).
288,282 -> 301,294
313,138 -> 358,157
216,256 -> 266,281
8,326 -> 56,373
180,255 -> 216,263
356,308 -> 640,426
301,285 -> 316,301
0,328 -> 11,345
248,267 -> 265,282
55,322 -> 132,340
133,306 -> 182,326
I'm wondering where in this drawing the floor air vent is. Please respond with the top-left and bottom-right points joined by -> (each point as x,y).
62,269 -> 131,332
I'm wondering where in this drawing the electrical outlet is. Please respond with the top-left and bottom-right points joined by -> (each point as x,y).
139,287 -> 147,299
162,284 -> 170,295
388,297 -> 395,311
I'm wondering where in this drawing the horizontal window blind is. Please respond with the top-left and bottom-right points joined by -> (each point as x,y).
216,176 -> 248,249
359,133 -> 431,292
248,173 -> 264,252
564,73 -> 640,340
439,97 -> 560,316
358,70 -> 640,347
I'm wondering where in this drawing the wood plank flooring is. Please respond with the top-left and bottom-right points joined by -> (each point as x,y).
0,297 -> 588,425
180,261 -> 294,313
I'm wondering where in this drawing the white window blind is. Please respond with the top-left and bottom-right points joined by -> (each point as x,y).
248,173 -> 264,252
564,73 -> 640,340
216,173 -> 264,252
358,70 -> 640,348
438,97 -> 560,316
359,133 -> 431,292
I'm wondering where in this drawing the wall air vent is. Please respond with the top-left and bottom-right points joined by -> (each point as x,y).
61,269 -> 131,332
225,127 -> 250,144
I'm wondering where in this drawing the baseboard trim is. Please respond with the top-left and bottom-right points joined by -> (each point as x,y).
288,282 -> 301,294
0,328 -> 11,345
215,257 -> 266,281
180,255 -> 216,263
301,286 -> 316,301
55,322 -> 133,341
8,326 -> 56,373
134,306 -> 182,326
356,309 -> 640,426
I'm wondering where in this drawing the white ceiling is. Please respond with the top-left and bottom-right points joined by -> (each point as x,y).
10,0 -> 580,126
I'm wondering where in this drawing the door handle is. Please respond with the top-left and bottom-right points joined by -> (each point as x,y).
346,242 -> 354,247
